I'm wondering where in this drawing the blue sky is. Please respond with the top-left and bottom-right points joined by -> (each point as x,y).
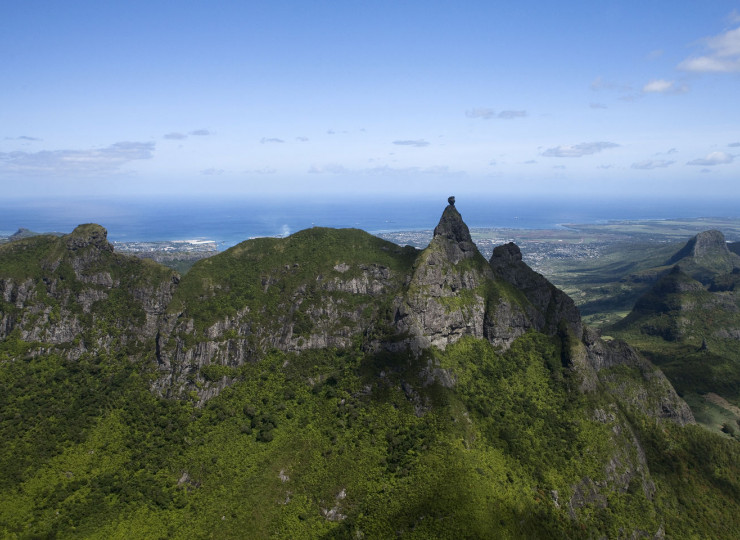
2,0 -> 739,201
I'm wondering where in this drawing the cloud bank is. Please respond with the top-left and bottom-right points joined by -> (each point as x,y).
631,159 -> 675,170
642,79 -> 689,94
0,141 -> 155,175
686,151 -> 734,166
5,135 -> 41,142
392,139 -> 430,147
679,24 -> 740,72
466,108 -> 527,120
542,141 -> 620,158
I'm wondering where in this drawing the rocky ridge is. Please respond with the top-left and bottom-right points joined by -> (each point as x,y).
0,224 -> 177,359
0,204 -> 693,429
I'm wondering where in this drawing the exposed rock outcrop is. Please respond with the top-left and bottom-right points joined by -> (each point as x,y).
394,204 -> 531,352
582,328 -> 695,425
432,203 -> 479,264
0,225 -> 177,355
489,242 -> 582,337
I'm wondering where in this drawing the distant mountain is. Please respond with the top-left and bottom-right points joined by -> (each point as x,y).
7,227 -> 64,241
1,205 -> 738,538
611,230 -> 740,437
665,229 -> 739,282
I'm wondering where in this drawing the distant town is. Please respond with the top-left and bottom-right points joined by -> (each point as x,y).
112,239 -> 219,254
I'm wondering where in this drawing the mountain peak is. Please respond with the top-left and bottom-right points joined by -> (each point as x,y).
668,229 -> 731,264
65,223 -> 113,252
432,201 -> 477,262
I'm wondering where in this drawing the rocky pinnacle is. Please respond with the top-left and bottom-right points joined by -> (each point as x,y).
432,200 -> 478,262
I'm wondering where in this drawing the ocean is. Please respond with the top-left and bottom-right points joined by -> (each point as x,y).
2,195 -> 739,249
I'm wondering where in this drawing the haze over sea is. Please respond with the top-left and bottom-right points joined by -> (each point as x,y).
2,195 -> 739,250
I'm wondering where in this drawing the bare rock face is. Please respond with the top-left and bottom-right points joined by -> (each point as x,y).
489,242 -> 583,338
0,225 -> 177,357
394,204 -> 532,352
432,204 -> 479,264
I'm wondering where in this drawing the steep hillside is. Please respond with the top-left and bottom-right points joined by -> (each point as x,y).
1,203 -> 738,538
611,231 -> 740,437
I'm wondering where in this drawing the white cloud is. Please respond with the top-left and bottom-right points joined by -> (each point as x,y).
392,139 -> 430,147
542,141 -> 620,158
686,151 -> 734,166
631,159 -> 675,170
497,110 -> 527,119
466,108 -> 496,119
0,141 -> 155,175
728,142 -> 740,148
466,108 -> 527,120
164,132 -> 187,140
5,135 -> 41,141
260,137 -> 284,144
642,79 -> 688,94
296,136 -> 309,142
190,129 -> 212,136
245,167 -> 277,175
679,24 -> 740,73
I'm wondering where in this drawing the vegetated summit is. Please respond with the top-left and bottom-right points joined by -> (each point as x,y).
0,200 -> 738,538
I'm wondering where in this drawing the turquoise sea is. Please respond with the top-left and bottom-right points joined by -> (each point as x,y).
2,195 -> 739,250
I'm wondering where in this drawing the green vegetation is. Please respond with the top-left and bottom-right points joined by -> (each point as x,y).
2,332 -> 738,538
2,220 -> 740,538
170,227 -> 417,333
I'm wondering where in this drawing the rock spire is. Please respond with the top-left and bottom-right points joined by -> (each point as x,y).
432,199 -> 478,263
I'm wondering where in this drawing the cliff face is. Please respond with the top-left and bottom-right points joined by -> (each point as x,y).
393,204 -> 533,352
489,241 -> 582,337
0,224 -> 178,360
